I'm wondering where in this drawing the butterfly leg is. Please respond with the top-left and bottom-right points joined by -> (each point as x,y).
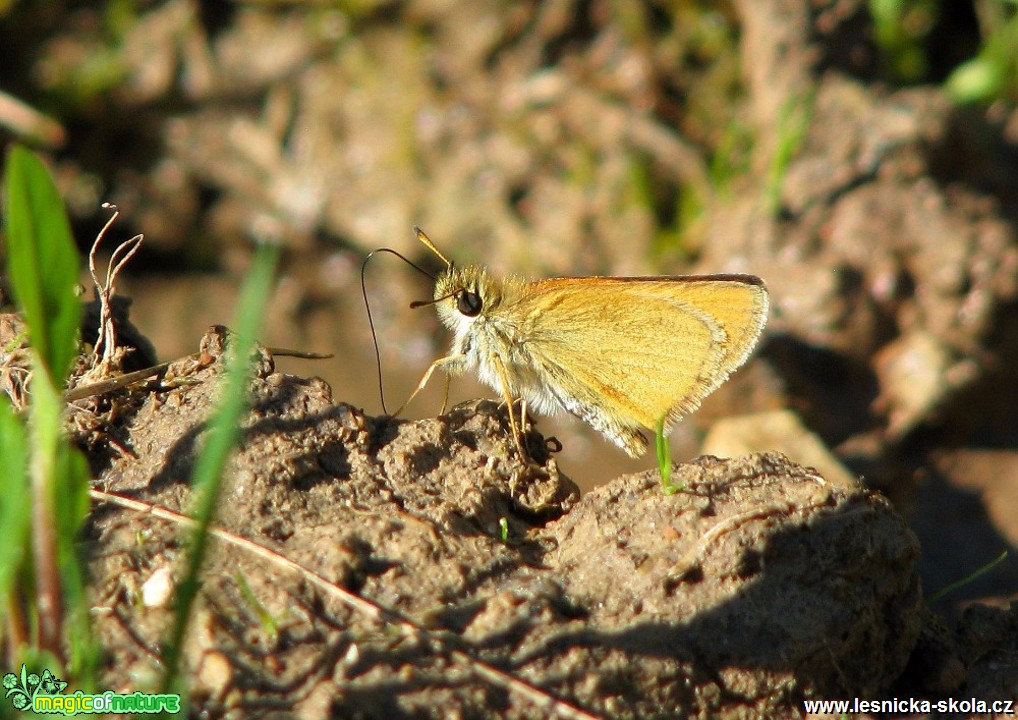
393,353 -> 465,417
491,354 -> 530,461
438,373 -> 451,415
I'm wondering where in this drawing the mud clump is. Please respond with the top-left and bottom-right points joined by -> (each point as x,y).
83,331 -> 921,718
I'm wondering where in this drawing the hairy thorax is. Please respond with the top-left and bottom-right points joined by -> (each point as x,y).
433,265 -> 564,416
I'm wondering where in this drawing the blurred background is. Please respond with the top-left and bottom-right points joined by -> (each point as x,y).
1,0 -> 1017,611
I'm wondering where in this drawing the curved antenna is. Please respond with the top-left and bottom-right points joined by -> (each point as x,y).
360,248 -> 437,414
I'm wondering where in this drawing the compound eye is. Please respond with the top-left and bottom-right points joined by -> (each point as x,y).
457,290 -> 483,317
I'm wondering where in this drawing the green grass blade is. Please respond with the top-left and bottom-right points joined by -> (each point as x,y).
2,144 -> 93,677
54,442 -> 98,685
160,242 -> 280,697
926,550 -> 1009,605
656,414 -> 680,494
3,145 -> 83,383
763,91 -> 813,216
0,395 -> 30,602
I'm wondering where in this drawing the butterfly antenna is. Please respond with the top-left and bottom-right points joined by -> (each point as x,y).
414,226 -> 453,268
361,247 -> 437,414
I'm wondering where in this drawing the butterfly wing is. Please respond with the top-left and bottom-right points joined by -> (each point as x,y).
514,276 -> 768,456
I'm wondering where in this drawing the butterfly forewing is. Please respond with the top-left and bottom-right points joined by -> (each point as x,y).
517,276 -> 768,448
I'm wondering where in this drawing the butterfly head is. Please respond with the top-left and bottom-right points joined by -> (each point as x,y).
432,265 -> 497,333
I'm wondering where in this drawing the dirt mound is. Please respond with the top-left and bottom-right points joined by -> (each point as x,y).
86,331 -> 922,718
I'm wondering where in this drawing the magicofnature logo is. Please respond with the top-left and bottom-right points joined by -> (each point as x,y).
3,664 -> 67,710
3,664 -> 181,714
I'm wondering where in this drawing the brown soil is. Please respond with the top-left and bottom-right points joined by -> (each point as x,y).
82,328 -> 922,718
